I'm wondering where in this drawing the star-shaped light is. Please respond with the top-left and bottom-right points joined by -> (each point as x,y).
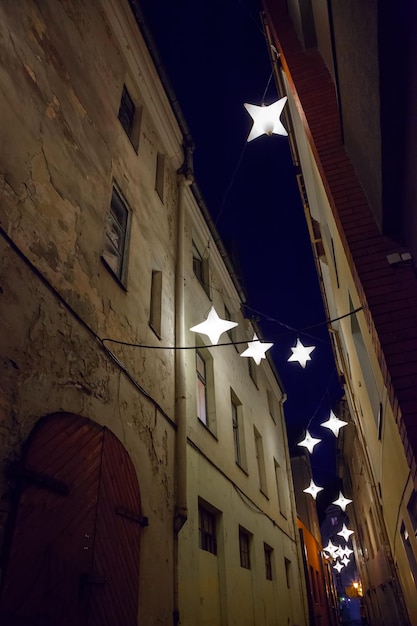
333,561 -> 344,573
240,334 -> 273,365
332,491 -> 352,512
303,479 -> 323,500
341,546 -> 354,558
323,540 -> 339,558
244,97 -> 288,142
341,556 -> 350,567
298,430 -> 321,454
287,338 -> 315,368
337,524 -> 355,542
190,306 -> 238,345
320,410 -> 348,437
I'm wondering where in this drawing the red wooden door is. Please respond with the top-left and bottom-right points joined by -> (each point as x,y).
0,413 -> 142,626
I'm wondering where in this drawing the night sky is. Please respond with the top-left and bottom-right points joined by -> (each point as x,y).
140,0 -> 344,504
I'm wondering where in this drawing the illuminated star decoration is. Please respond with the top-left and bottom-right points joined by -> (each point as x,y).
298,430 -> 321,454
337,524 -> 355,542
333,561 -> 344,573
320,410 -> 348,437
341,546 -> 354,558
288,338 -> 315,368
303,479 -> 324,500
240,334 -> 273,365
244,97 -> 288,142
323,540 -> 339,558
341,556 -> 350,567
190,306 -> 238,345
332,491 -> 353,512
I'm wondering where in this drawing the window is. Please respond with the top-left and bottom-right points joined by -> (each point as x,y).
239,526 -> 251,569
264,543 -> 273,580
254,426 -> 268,496
248,357 -> 258,387
192,240 -> 210,297
284,557 -> 291,588
196,347 -> 216,432
118,85 -> 135,137
149,270 -> 163,337
102,186 -> 129,282
155,153 -> 165,201
199,503 -> 217,555
274,459 -> 288,518
231,390 -> 246,469
400,522 -> 417,585
267,390 -> 277,422
196,351 -> 208,425
224,305 -> 238,349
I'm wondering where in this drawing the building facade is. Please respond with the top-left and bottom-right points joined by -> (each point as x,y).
292,454 -> 339,626
0,1 -> 308,624
262,0 -> 417,624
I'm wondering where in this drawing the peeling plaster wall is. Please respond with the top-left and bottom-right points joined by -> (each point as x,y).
0,1 -> 180,622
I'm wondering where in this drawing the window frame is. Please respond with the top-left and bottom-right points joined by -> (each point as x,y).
192,240 -> 210,298
264,543 -> 273,580
102,185 -> 130,285
149,269 -> 163,338
118,83 -> 142,151
231,390 -> 246,471
239,526 -> 251,569
199,502 -> 217,555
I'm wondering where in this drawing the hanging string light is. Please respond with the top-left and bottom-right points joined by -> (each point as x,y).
244,97 -> 288,142
240,333 -> 273,365
337,524 -> 355,542
320,410 -> 348,437
332,491 -> 353,512
287,338 -> 315,368
303,479 -> 323,499
190,306 -> 238,345
297,430 -> 322,454
323,539 -> 339,558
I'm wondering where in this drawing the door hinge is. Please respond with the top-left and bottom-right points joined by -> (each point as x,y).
115,505 -> 149,527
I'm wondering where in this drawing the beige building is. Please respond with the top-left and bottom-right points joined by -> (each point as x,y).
263,0 -> 417,623
0,1 -> 308,624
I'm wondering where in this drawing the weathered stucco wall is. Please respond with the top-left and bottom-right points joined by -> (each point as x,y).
0,0 -> 181,622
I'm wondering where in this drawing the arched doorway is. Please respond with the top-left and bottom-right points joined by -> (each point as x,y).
0,413 -> 143,625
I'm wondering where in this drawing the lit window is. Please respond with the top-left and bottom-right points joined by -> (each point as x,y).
239,526 -> 251,569
264,543 -> 273,580
102,187 -> 129,282
199,503 -> 217,555
196,351 -> 207,425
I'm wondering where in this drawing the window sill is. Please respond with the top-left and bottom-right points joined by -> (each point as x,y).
197,418 -> 218,441
101,257 -> 128,291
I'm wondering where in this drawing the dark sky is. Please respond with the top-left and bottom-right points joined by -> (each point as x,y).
140,0 -> 343,495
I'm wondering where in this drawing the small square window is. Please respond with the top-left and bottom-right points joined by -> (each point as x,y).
264,543 -> 273,580
199,503 -> 217,555
102,187 -> 129,282
239,526 -> 251,569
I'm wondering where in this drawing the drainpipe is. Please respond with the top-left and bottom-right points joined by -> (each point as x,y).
173,141 -> 193,626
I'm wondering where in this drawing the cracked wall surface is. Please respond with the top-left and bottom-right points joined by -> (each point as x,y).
0,1 -> 180,623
